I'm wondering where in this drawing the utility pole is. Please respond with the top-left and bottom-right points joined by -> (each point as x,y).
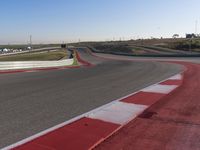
30,35 -> 32,51
78,39 -> 81,45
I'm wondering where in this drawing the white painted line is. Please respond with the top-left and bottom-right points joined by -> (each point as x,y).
141,84 -> 178,94
88,102 -> 147,125
168,74 -> 182,80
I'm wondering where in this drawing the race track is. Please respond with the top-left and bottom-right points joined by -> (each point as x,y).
0,48 -> 183,148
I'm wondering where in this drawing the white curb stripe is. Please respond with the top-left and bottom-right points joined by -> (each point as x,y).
168,74 -> 182,80
88,102 -> 147,125
141,84 -> 178,94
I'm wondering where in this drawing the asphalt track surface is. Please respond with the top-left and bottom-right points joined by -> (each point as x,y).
0,48 -> 183,148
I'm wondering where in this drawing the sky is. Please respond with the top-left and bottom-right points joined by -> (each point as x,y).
0,0 -> 200,44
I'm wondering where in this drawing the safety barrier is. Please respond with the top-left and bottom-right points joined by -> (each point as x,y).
0,59 -> 74,71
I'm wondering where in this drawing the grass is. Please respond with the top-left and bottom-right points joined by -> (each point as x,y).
0,50 -> 67,61
160,39 -> 200,51
92,44 -> 133,54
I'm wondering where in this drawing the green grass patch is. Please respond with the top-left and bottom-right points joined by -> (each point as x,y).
0,50 -> 67,61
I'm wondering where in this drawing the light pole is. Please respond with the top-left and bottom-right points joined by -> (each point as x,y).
30,35 -> 32,51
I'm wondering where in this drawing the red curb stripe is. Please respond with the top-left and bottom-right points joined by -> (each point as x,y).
14,118 -> 119,150
75,51 -> 93,67
0,66 -> 80,74
0,70 -> 26,74
34,67 -> 59,71
121,91 -> 165,106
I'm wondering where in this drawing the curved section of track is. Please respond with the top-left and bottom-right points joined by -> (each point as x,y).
0,48 -> 183,148
95,61 -> 200,150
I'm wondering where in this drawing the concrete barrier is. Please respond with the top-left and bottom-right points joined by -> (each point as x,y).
0,59 -> 74,71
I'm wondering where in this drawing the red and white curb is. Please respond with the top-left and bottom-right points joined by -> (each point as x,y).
2,73 -> 183,150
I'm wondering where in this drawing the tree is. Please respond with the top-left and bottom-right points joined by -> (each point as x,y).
173,34 -> 179,38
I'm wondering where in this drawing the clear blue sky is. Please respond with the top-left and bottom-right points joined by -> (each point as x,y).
0,0 -> 200,44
